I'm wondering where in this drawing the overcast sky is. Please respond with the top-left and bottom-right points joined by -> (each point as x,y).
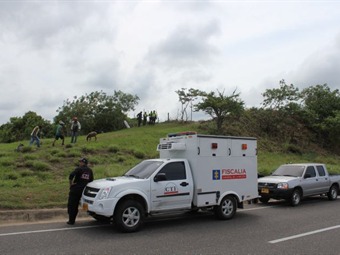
1,0 -> 340,125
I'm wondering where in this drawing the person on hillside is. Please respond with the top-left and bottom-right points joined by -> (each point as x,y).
137,111 -> 142,127
52,121 -> 65,146
70,117 -> 81,144
67,157 -> 94,225
143,111 -> 148,126
29,125 -> 42,147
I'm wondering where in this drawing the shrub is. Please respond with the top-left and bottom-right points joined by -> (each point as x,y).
33,161 -> 51,171
283,143 -> 302,155
67,151 -> 81,158
0,157 -> 14,167
23,154 -> 38,160
108,145 -> 119,153
133,150 -> 145,159
4,172 -> 20,180
22,146 -> 33,153
116,156 -> 125,163
81,147 -> 95,153
20,170 -> 35,177
48,157 -> 61,163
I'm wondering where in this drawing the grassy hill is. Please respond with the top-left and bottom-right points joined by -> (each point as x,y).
1,121 -> 340,209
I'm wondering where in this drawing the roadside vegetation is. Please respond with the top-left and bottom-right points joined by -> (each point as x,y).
1,121 -> 340,210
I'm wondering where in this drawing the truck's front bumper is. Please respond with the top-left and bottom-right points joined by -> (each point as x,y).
82,197 -> 119,217
258,188 -> 294,200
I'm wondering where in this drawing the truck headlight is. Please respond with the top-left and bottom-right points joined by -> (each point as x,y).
277,183 -> 289,189
99,187 -> 112,200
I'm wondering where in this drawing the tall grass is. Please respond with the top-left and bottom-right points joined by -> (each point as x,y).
0,121 -> 340,209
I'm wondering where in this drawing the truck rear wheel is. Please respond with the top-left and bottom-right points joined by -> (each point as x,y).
114,200 -> 144,233
290,189 -> 301,207
327,185 -> 338,200
214,195 -> 236,220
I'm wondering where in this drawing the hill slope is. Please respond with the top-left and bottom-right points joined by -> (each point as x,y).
1,121 -> 340,209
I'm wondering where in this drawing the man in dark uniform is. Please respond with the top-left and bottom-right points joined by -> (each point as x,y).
137,111 -> 142,127
67,157 -> 94,225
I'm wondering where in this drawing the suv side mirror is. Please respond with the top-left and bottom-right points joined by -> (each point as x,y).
154,173 -> 167,182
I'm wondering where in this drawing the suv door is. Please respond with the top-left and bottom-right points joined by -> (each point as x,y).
150,161 -> 193,211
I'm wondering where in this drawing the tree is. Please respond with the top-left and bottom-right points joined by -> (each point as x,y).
301,84 -> 340,123
0,111 -> 53,143
175,88 -> 200,122
300,84 -> 340,148
194,89 -> 244,132
54,90 -> 139,134
262,79 -> 300,110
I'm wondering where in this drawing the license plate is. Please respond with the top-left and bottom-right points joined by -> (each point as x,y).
82,203 -> 88,211
261,188 -> 269,194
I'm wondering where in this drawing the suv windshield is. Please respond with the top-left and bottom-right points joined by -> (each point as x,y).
272,165 -> 305,177
124,160 -> 164,179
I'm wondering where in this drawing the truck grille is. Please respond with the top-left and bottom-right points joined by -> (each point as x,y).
258,182 -> 277,189
84,187 -> 100,198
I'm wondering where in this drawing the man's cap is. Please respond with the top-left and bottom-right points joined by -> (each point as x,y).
79,157 -> 88,164
59,120 -> 65,125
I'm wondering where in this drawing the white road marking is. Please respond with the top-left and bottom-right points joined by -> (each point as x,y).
269,225 -> 340,244
242,205 -> 277,211
0,225 -> 105,237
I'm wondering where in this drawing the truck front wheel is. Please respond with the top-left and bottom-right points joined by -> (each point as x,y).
214,195 -> 236,220
114,200 -> 145,233
327,185 -> 338,201
290,189 -> 301,207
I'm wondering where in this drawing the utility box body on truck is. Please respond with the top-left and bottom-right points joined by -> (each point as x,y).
158,132 -> 258,208
82,132 -> 258,232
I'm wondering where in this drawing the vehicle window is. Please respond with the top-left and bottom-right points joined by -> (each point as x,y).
272,165 -> 304,177
124,160 -> 164,179
158,162 -> 186,180
316,165 -> 326,176
305,166 -> 316,178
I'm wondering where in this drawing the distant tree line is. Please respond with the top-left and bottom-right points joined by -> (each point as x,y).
0,90 -> 139,143
176,81 -> 340,152
1,82 -> 340,153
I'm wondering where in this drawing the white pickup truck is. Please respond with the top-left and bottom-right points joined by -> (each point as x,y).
81,132 -> 258,232
258,163 -> 340,206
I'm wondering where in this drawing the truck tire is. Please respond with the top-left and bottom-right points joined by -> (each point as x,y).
214,195 -> 236,220
259,197 -> 270,204
114,200 -> 144,233
92,215 -> 110,223
290,189 -> 301,207
327,185 -> 338,201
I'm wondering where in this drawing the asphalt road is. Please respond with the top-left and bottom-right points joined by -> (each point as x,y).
1,197 -> 340,255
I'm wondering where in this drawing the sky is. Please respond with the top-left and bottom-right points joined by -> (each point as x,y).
1,0 -> 340,125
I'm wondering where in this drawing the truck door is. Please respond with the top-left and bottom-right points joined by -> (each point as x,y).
315,165 -> 330,194
301,166 -> 318,196
150,161 -> 193,211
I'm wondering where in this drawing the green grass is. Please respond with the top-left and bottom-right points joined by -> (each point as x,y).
0,121 -> 340,209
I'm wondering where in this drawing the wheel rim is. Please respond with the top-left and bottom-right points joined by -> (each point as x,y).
292,192 -> 300,204
122,207 -> 140,227
222,199 -> 234,216
331,188 -> 337,199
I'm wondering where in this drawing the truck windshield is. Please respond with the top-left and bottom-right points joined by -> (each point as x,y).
124,160 -> 164,179
272,165 -> 305,177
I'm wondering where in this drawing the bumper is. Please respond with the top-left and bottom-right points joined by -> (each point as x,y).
81,197 -> 119,217
258,188 -> 294,200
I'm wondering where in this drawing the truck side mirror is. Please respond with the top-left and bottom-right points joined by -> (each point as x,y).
304,173 -> 312,179
154,173 -> 167,182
